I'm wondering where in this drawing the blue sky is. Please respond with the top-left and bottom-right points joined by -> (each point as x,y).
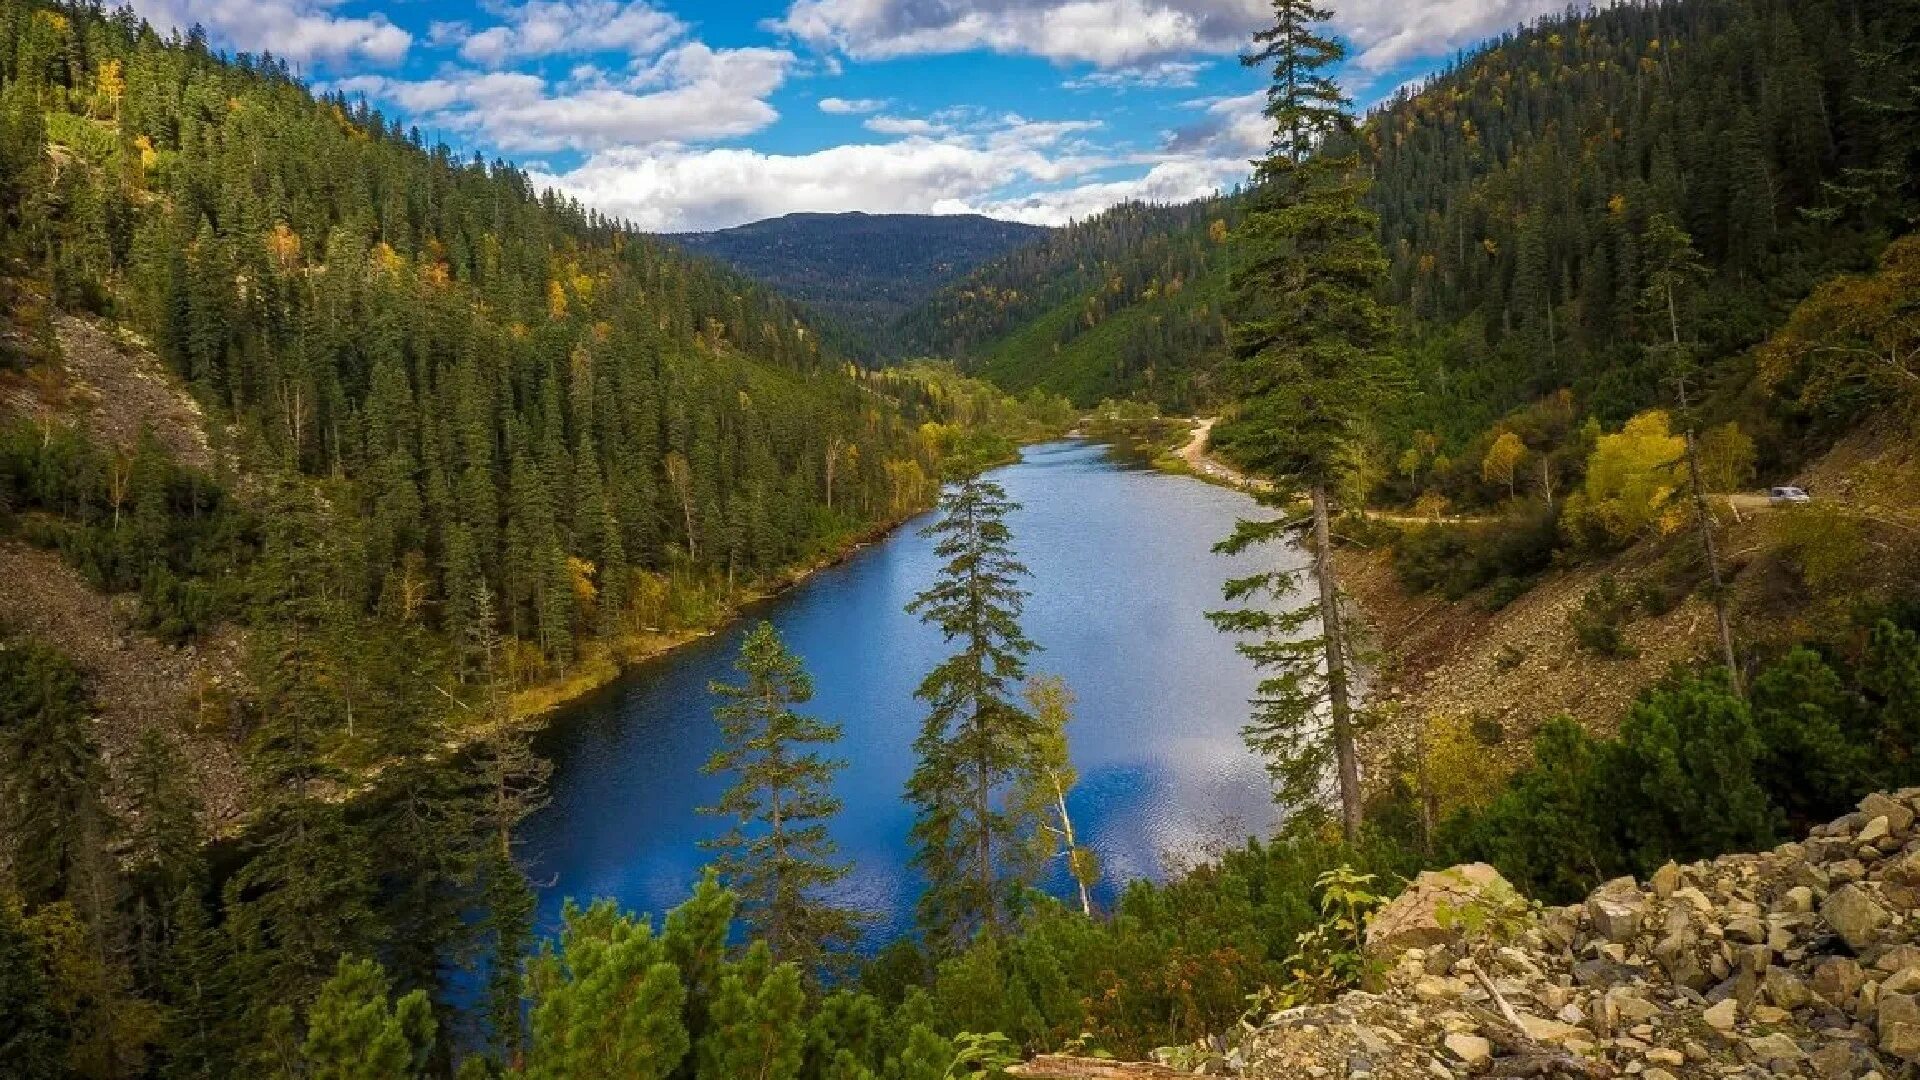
130,0 -> 1574,230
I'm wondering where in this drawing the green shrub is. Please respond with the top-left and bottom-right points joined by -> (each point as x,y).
1571,578 -> 1638,658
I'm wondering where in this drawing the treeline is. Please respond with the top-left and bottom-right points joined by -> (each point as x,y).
913,0 -> 1913,429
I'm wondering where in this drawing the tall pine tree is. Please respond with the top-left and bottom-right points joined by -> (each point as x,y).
1214,0 -> 1396,840
904,470 -> 1040,945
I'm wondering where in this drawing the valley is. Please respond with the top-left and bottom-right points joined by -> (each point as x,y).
1,0 -> 1918,1077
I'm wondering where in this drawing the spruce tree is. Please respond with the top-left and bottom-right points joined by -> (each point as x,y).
904,469 -> 1040,944
1216,0 -> 1395,840
700,621 -> 861,970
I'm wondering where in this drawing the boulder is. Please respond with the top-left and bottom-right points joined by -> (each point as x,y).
1364,863 -> 1517,963
1586,877 -> 1647,943
1862,792 -> 1916,835
1880,993 -> 1920,1061
1821,884 -> 1891,953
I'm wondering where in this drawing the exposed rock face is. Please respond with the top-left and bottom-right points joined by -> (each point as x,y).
1034,790 -> 1920,1077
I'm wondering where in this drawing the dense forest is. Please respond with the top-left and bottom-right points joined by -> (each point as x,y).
670,213 -> 1047,362
890,199 -> 1237,409
906,0 -> 1914,422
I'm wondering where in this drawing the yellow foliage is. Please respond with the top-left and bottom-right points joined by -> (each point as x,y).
567,556 -> 597,607
1481,431 -> 1526,495
264,223 -> 301,268
1607,193 -> 1628,215
1565,410 -> 1686,544
371,242 -> 405,276
547,278 -> 569,319
94,58 -> 124,108
1757,233 -> 1920,421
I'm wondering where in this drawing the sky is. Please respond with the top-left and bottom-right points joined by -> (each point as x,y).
128,0 -> 1578,232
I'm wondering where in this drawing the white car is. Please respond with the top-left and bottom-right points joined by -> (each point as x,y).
1768,486 -> 1812,506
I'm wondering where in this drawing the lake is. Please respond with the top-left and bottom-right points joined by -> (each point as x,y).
520,439 -> 1301,944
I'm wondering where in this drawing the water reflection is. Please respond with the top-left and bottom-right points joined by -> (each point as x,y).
521,441 -> 1301,944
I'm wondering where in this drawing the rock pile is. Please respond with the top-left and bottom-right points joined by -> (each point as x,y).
1019,790 -> 1920,1078
1237,789 -> 1920,1077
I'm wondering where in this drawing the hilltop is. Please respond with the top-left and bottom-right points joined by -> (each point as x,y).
669,212 -> 1048,359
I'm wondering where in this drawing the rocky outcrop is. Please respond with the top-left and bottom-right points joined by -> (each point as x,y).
1030,790 -> 1920,1078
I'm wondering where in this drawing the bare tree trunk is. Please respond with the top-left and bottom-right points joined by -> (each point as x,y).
1670,285 -> 1741,695
1050,772 -> 1093,916
1311,485 -> 1363,841
1684,428 -> 1741,695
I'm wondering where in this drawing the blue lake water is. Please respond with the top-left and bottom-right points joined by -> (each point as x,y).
519,440 -> 1299,944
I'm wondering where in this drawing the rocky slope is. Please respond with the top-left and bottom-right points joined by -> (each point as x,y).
1020,790 -> 1920,1078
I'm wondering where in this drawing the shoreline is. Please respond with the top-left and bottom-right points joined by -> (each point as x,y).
486,435 -> 1056,737
499,512 -> 920,729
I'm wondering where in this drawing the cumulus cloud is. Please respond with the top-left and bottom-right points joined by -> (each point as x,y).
530,108 -> 1241,231
772,0 -> 1572,73
334,42 -> 794,152
818,96 -> 887,114
129,0 -> 411,64
440,0 -> 684,67
773,0 -> 1264,68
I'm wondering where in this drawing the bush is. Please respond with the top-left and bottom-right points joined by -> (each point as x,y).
1571,578 -> 1638,658
1446,622 -> 1920,903
1392,507 -> 1559,601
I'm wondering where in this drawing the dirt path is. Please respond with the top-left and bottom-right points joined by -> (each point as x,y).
1175,418 -> 1272,493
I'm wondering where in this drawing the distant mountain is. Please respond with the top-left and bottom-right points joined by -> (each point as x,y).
670,213 -> 1049,358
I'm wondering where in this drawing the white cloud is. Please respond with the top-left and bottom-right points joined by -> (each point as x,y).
334,42 -> 794,153
434,0 -> 683,67
129,0 -> 411,64
773,0 -> 1263,68
818,96 -> 887,115
963,157 -> 1243,224
1335,0 -> 1575,72
773,0 -> 1573,73
1063,60 -> 1208,90
863,115 -> 940,136
530,108 -> 1240,231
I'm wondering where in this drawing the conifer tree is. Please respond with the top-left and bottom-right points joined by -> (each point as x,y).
1216,0 -> 1394,840
520,900 -> 689,1080
299,956 -> 435,1080
694,943 -> 808,1080
904,468 -> 1040,945
701,621 -> 861,969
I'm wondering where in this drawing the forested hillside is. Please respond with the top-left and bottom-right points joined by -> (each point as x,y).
670,213 -> 1047,360
0,0 -> 1070,716
893,198 -> 1235,409
920,0 -> 1913,415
